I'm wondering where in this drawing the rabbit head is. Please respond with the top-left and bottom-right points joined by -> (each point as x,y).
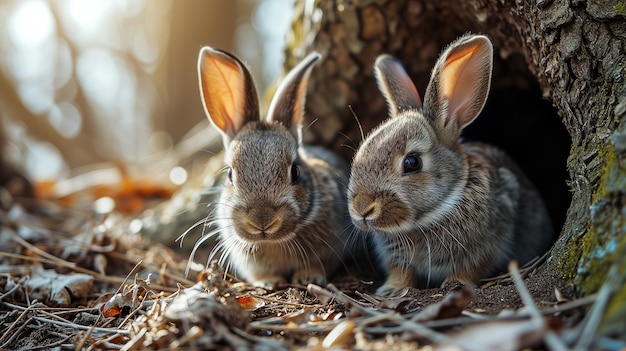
198,47 -> 321,244
348,34 -> 493,234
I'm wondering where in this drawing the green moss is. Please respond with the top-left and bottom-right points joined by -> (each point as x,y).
555,137 -> 626,293
553,143 -> 599,283
614,2 -> 626,15
592,145 -> 617,203
575,226 -> 624,293
555,237 -> 584,282
554,209 -> 587,283
568,142 -> 626,294
598,243 -> 626,336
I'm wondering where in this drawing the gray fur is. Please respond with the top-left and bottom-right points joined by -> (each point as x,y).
198,48 -> 350,287
348,34 -> 552,295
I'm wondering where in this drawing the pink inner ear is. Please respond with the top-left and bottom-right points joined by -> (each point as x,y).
289,72 -> 309,129
439,43 -> 488,128
199,50 -> 245,136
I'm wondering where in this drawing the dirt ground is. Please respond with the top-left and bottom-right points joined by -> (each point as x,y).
0,183 -> 600,350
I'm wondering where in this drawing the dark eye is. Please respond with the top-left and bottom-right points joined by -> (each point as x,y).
291,162 -> 300,183
403,154 -> 422,174
226,167 -> 233,183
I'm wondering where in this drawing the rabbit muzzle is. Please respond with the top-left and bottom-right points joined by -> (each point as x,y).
348,187 -> 414,234
349,192 -> 381,231
233,206 -> 297,243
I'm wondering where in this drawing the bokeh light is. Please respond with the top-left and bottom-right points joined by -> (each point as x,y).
8,0 -> 55,48
1,0 -> 294,182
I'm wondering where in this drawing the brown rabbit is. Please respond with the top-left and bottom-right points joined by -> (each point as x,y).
195,48 -> 351,287
348,34 -> 552,295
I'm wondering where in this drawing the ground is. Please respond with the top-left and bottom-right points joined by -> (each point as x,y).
0,180 -> 609,350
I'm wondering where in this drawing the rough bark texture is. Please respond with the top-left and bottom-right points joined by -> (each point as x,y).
285,0 -> 625,336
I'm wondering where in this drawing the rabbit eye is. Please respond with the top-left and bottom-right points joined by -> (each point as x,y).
291,162 -> 300,183
226,167 -> 233,183
403,154 -> 422,174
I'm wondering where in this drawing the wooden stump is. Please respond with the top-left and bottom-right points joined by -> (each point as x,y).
285,0 -> 626,335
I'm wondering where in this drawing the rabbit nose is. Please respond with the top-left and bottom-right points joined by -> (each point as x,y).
245,218 -> 282,234
351,193 -> 381,220
245,208 -> 283,235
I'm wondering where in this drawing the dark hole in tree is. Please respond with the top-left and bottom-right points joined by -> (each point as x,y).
462,53 -> 572,243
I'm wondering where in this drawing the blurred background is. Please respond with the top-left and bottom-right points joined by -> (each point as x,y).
0,0 -> 295,183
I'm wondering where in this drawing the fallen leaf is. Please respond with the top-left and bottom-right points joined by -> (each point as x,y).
99,275 -> 152,318
236,295 -> 265,310
377,295 -> 415,312
100,292 -> 131,318
413,287 -> 474,322
26,266 -> 93,306
434,318 -> 546,351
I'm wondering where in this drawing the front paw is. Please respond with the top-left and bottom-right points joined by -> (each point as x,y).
292,268 -> 327,286
375,282 -> 410,296
447,271 -> 480,288
376,265 -> 416,296
251,274 -> 287,289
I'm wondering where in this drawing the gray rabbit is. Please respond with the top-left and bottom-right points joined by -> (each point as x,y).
197,48 -> 350,287
348,34 -> 552,296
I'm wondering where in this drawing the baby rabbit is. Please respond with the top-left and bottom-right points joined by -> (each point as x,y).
197,47 -> 351,288
348,34 -> 552,296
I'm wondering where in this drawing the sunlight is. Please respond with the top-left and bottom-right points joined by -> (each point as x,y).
76,48 -> 122,110
48,102 -> 82,138
66,0 -> 109,35
18,81 -> 54,114
169,166 -> 188,185
25,141 -> 65,180
94,196 -> 115,214
7,0 -> 55,48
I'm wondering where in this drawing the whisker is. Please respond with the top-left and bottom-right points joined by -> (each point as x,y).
186,227 -> 222,276
300,237 -> 326,279
210,201 -> 237,210
348,105 -> 365,143
339,143 -> 357,153
303,117 -> 320,137
337,131 -> 356,150
176,217 -> 211,245
208,241 -> 225,265
399,233 -> 411,280
316,233 -> 349,273
288,240 -> 304,279
431,229 -> 452,280
198,187 -> 224,196
440,222 -> 468,252
418,229 -> 433,288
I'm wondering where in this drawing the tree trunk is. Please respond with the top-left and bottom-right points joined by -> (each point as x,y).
286,0 -> 626,336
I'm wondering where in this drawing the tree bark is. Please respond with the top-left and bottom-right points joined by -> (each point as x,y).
286,0 -> 625,335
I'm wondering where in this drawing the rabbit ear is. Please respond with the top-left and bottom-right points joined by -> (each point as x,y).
267,52 -> 321,143
374,54 -> 423,116
198,47 -> 260,147
423,35 -> 493,145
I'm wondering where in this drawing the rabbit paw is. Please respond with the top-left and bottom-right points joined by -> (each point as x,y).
376,265 -> 416,296
375,283 -> 410,297
251,275 -> 286,289
446,272 -> 479,288
292,268 -> 327,286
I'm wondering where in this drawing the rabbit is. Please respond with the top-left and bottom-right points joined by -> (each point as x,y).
347,34 -> 553,296
196,47 -> 352,288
